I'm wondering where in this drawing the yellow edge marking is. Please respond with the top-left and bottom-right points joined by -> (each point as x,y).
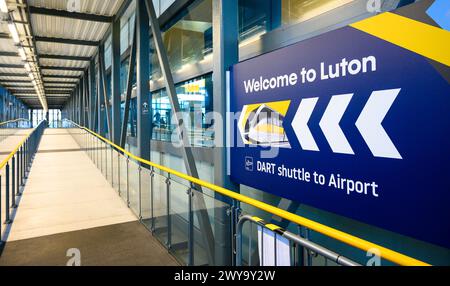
252,216 -> 263,223
350,12 -> 450,66
71,121 -> 431,266
265,224 -> 282,231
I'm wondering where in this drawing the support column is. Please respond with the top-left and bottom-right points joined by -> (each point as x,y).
111,18 -> 122,145
89,60 -> 97,131
136,0 -> 151,160
97,51 -> 106,136
79,77 -> 84,126
212,0 -> 239,266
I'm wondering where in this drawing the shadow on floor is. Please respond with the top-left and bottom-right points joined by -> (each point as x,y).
0,221 -> 180,266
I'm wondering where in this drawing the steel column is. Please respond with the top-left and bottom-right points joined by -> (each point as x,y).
212,0 -> 239,265
120,20 -> 137,148
136,0 -> 151,161
99,45 -> 111,139
145,0 -> 216,265
97,53 -> 106,137
89,60 -> 97,131
111,17 -> 122,145
79,77 -> 85,126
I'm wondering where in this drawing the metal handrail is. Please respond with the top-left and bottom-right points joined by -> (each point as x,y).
67,120 -> 430,266
236,215 -> 361,266
0,118 -> 30,127
0,121 -> 44,171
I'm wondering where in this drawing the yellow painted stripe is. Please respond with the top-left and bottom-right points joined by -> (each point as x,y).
252,216 -> 264,223
351,12 -> 450,66
265,224 -> 282,231
70,121 -> 431,266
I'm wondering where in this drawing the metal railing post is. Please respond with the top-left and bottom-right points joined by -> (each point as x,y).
126,157 -> 130,207
11,157 -> 16,208
117,152 -> 121,195
5,163 -> 11,224
166,174 -> 171,248
16,152 -> 20,196
138,165 -> 142,219
150,166 -> 154,232
188,185 -> 194,266
20,146 -> 24,188
0,175 -> 2,241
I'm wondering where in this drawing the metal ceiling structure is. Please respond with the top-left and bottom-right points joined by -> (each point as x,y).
0,0 -> 127,110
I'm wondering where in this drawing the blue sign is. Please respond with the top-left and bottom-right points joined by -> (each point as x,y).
230,8 -> 450,248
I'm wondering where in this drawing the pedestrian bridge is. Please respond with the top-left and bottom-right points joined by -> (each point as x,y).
0,120 -> 430,266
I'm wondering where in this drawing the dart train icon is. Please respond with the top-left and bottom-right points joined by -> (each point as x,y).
238,100 -> 291,148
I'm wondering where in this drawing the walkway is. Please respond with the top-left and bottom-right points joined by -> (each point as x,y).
0,129 -> 178,266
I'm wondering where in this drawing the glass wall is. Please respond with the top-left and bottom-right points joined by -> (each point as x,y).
151,0 -> 213,79
281,0 -> 354,26
152,74 -> 213,147
239,0 -> 356,43
0,87 -> 28,122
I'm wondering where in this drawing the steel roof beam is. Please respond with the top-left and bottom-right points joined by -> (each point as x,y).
40,65 -> 85,72
0,79 -> 30,83
0,64 -> 25,69
35,36 -> 99,47
0,73 -> 28,77
39,54 -> 91,61
44,86 -> 75,89
0,52 -> 19,57
29,6 -> 113,23
1,84 -> 34,88
42,74 -> 80,79
43,80 -> 77,84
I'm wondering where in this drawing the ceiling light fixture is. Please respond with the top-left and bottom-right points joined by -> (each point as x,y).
18,47 -> 26,60
8,22 -> 20,43
0,0 -> 7,13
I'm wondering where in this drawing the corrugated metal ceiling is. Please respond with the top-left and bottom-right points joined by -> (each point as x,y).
0,0 -> 126,109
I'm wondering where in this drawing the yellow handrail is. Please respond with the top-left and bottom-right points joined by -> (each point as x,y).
0,121 -> 39,171
0,118 -> 29,127
69,121 -> 431,266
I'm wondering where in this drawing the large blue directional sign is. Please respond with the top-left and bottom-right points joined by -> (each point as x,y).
230,5 -> 450,248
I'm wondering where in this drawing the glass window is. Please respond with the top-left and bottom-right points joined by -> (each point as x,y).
151,0 -> 213,80
152,74 -> 213,147
281,0 -> 354,26
105,35 -> 112,69
238,0 -> 355,43
120,18 -> 130,54
239,0 -> 272,42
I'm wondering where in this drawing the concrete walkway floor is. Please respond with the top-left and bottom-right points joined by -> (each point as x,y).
0,128 -> 178,266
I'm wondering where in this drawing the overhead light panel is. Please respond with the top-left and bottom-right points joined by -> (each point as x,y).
0,0 -> 7,13
8,22 -> 20,43
18,48 -> 26,60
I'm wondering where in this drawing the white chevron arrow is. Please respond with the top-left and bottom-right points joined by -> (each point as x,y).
356,88 -> 402,159
319,94 -> 354,155
292,97 -> 319,151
